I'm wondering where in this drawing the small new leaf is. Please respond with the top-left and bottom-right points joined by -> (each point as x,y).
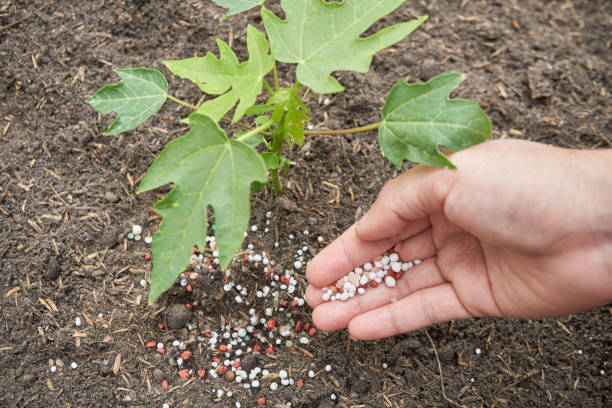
137,114 -> 267,304
262,0 -> 427,94
379,72 -> 492,169
165,25 -> 273,122
87,68 -> 167,135
267,85 -> 309,146
212,0 -> 264,17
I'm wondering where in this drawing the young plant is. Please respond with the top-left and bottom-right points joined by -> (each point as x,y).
87,0 -> 491,304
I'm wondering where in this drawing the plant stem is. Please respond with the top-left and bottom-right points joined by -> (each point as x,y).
236,119 -> 274,142
303,121 -> 381,136
272,62 -> 280,90
270,167 -> 283,196
166,94 -> 198,111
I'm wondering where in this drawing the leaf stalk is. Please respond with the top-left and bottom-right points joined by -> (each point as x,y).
303,121 -> 381,136
272,61 -> 280,90
236,119 -> 274,142
167,94 -> 256,132
166,94 -> 198,111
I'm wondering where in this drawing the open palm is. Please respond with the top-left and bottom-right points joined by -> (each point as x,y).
305,139 -> 612,339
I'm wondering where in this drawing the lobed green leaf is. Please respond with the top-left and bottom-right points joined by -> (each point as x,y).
212,0 -> 264,17
379,72 -> 492,169
137,114 -> 267,304
87,68 -> 167,135
164,25 -> 273,123
262,0 -> 427,94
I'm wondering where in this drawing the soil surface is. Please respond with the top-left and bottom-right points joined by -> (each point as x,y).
1,1 -> 611,407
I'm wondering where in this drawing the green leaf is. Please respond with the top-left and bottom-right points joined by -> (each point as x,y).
278,155 -> 293,173
262,1 -> 427,94
164,25 -> 274,122
254,115 -> 271,125
261,152 -> 279,169
137,113 -> 267,304
267,85 -> 310,145
245,105 -> 274,115
87,68 -> 167,135
379,73 -> 492,169
250,180 -> 268,194
234,131 -> 265,148
212,0 -> 264,17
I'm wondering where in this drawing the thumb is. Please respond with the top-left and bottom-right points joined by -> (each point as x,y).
355,165 -> 455,242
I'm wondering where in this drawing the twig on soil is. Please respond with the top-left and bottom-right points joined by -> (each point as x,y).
424,329 -> 465,408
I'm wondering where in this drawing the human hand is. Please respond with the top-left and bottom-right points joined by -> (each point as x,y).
305,139 -> 612,339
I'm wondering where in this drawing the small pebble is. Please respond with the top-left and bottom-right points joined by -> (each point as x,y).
132,225 -> 142,235
70,362 -> 78,370
104,191 -> 119,203
75,317 -> 82,327
324,364 -> 332,372
475,348 -> 482,355
19,373 -> 36,385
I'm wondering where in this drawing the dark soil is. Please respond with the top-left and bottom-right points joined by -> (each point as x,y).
1,1 -> 611,407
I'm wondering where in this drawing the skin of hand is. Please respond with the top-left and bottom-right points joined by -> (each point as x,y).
305,139 -> 612,340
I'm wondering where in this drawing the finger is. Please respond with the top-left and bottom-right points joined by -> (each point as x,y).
394,228 -> 437,262
304,284 -> 324,308
306,217 -> 430,288
355,165 -> 455,243
347,283 -> 473,340
310,258 -> 446,331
